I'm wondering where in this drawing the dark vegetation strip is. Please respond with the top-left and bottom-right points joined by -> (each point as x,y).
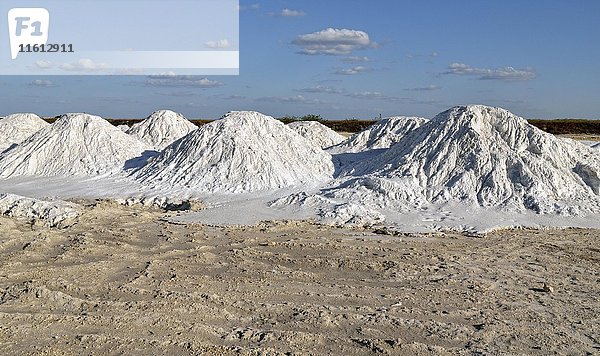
527,119 -> 600,135
42,117 -> 600,135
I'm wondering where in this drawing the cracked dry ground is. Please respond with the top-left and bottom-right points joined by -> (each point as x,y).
0,202 -> 598,355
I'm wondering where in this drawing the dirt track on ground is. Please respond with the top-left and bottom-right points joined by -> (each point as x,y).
0,202 -> 598,355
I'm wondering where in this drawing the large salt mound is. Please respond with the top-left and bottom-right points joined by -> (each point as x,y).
329,116 -> 428,153
0,113 -> 49,153
134,111 -> 335,193
287,121 -> 345,149
127,110 -> 198,150
340,105 -> 600,214
0,113 -> 151,178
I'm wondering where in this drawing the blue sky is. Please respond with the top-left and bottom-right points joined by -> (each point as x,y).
1,0 -> 599,119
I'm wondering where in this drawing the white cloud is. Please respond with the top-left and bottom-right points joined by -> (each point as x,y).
238,3 -> 259,11
344,91 -> 389,100
145,76 -> 223,88
33,60 -> 53,69
280,9 -> 306,17
334,66 -> 367,75
341,56 -> 370,63
205,39 -> 231,49
343,91 -> 415,103
156,91 -> 195,97
218,94 -> 246,100
297,86 -> 345,94
193,78 -> 222,87
59,59 -> 109,72
404,85 -> 442,91
445,63 -> 536,81
30,79 -> 55,87
292,28 -> 376,55
407,52 -> 439,59
112,68 -> 145,75
150,71 -> 177,78
257,95 -> 326,105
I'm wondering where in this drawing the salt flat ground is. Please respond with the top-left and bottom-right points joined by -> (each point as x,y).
0,202 -> 598,355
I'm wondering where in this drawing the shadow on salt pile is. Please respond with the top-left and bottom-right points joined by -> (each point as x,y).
1,143 -> 17,155
123,150 -> 160,171
331,149 -> 388,177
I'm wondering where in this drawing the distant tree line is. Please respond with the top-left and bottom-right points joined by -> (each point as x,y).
39,115 -> 600,135
527,119 -> 600,135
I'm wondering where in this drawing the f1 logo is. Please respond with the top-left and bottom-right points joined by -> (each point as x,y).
7,8 -> 49,59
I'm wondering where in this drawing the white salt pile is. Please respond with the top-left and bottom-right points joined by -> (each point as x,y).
269,192 -> 385,227
329,116 -> 428,153
0,113 -> 49,153
134,111 -> 335,193
115,196 -> 203,211
329,105 -> 600,214
117,124 -> 130,132
287,121 -> 346,149
0,193 -> 79,227
593,142 -> 600,150
127,110 -> 198,150
0,113 -> 150,178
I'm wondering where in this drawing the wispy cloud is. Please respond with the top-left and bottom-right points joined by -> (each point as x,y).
156,91 -> 195,97
404,85 -> 442,92
32,60 -> 53,69
344,91 -> 396,100
341,56 -> 370,63
212,94 -> 247,100
407,52 -> 439,59
144,75 -> 223,88
59,59 -> 109,72
97,97 -> 142,104
270,9 -> 306,17
29,79 -> 55,87
184,102 -> 208,108
292,28 -> 376,55
256,95 -> 326,105
444,63 -> 537,81
149,71 -> 177,78
296,86 -> 346,94
204,39 -> 230,49
334,66 -> 368,75
342,91 -> 438,105
238,3 -> 259,11
295,87 -> 413,103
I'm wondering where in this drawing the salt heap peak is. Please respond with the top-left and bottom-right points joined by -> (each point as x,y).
350,105 -> 600,214
134,111 -> 335,193
287,121 -> 346,149
329,116 -> 428,153
127,110 -> 198,150
0,113 -> 151,178
0,113 -> 49,153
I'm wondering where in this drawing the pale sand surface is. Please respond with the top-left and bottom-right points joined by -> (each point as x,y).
559,134 -> 600,143
0,201 -> 598,355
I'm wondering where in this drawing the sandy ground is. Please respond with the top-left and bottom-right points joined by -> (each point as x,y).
559,134 -> 600,142
0,201 -> 598,355
336,131 -> 355,138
